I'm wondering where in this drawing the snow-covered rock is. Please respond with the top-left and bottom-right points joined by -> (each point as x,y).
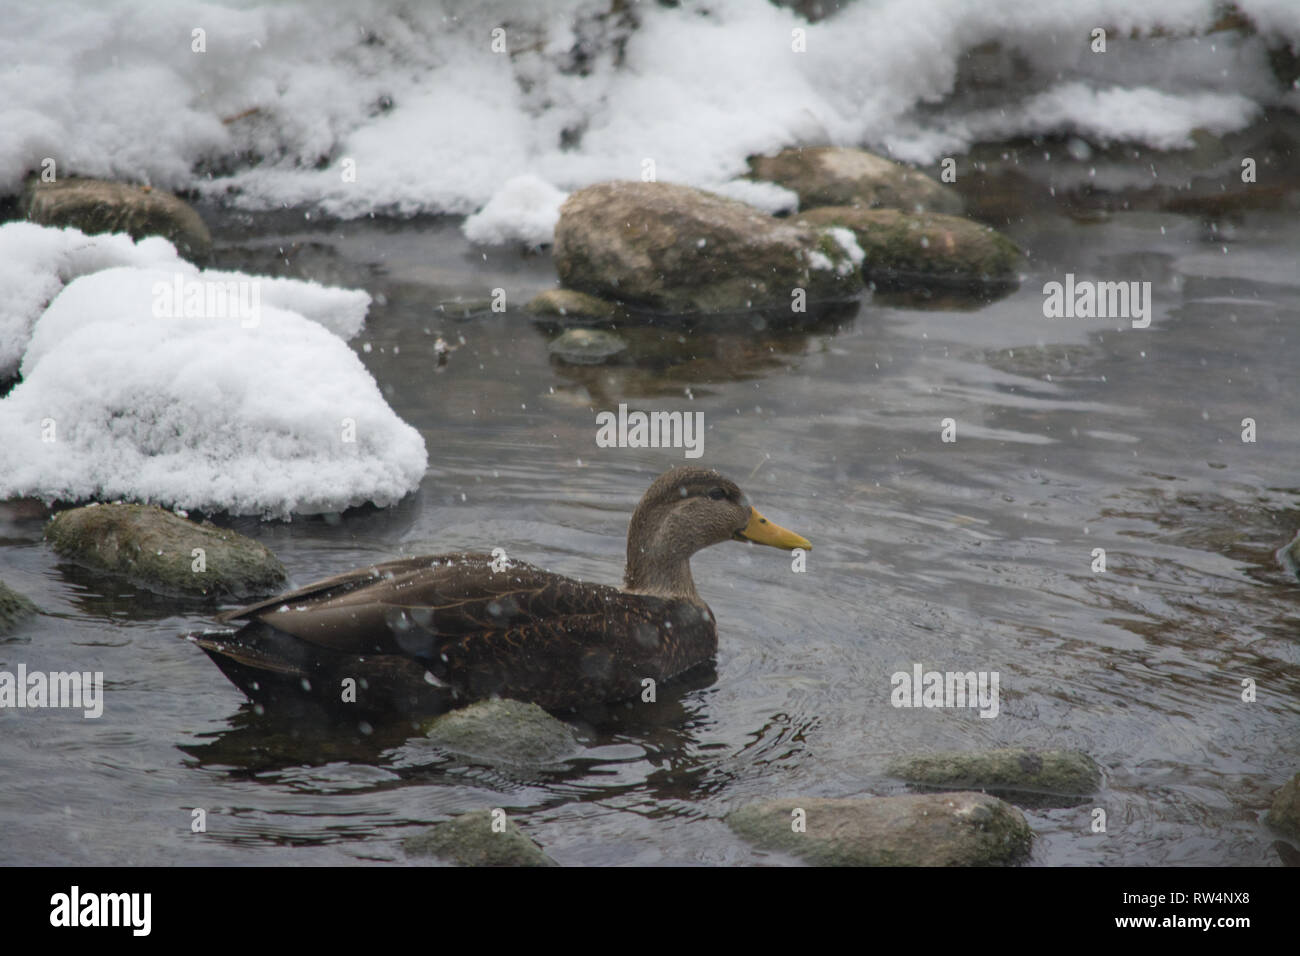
0,263 -> 426,517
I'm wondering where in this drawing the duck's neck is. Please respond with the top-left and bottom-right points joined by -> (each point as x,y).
623,548 -> 701,602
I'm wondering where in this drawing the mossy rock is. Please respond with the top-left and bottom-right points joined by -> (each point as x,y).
419,698 -> 580,767
45,503 -> 286,599
527,288 -> 618,321
1266,772 -> 1300,841
888,748 -> 1101,808
0,580 -> 38,633
403,810 -> 558,867
728,792 -> 1033,866
22,177 -> 212,264
796,206 -> 1020,288
748,146 -> 962,214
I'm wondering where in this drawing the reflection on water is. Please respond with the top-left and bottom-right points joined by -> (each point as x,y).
2,138 -> 1299,866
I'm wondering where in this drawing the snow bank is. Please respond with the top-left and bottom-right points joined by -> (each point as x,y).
0,0 -> 1294,244
0,264 -> 425,517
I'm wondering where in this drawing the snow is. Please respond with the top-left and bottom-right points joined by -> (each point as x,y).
0,223 -> 187,380
807,227 -> 864,275
708,179 -> 800,215
827,227 -> 865,267
462,174 -> 568,247
198,270 -> 371,341
1,0 -> 1294,245
0,246 -> 425,517
0,220 -> 371,381
928,84 -> 1261,158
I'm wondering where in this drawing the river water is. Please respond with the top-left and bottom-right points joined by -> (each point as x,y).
2,121 -> 1298,866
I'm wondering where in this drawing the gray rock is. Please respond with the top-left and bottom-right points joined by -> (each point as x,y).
1266,772 -> 1300,840
419,698 -> 580,767
796,206 -> 1020,287
0,580 -> 38,633
748,147 -> 963,215
729,792 -> 1032,866
547,328 -> 628,365
553,181 -> 862,314
888,748 -> 1101,808
23,177 -> 212,263
45,503 -> 286,599
527,288 -> 618,321
403,810 -> 558,866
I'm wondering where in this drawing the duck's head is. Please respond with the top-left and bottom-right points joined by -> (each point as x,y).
623,466 -> 811,599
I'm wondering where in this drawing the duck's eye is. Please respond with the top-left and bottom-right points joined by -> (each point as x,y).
708,487 -> 728,501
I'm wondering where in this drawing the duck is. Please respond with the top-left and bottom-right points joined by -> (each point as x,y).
188,466 -> 810,715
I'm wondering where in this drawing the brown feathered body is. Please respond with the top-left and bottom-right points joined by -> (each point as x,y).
192,552 -> 716,714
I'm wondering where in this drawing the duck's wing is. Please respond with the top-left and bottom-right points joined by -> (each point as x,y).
217,552 -> 629,658
215,554 -> 456,626
208,552 -> 716,710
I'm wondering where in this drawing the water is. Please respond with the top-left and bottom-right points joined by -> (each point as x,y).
2,124 -> 1299,866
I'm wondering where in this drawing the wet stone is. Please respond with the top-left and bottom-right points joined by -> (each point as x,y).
795,205 -> 1021,288
547,327 -> 628,365
748,146 -> 963,215
553,180 -> 862,314
728,792 -> 1033,866
888,748 -> 1102,808
418,698 -> 581,767
1266,771 -> 1300,840
403,809 -> 558,867
23,176 -> 212,264
45,503 -> 286,599
0,580 -> 38,634
527,288 -> 618,321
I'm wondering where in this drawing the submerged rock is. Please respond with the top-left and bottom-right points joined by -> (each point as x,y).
420,698 -> 580,767
45,503 -> 286,599
728,792 -> 1032,866
1267,772 -> 1300,840
434,297 -> 497,318
403,810 -> 558,867
796,206 -> 1020,288
547,327 -> 628,365
22,177 -> 212,263
888,748 -> 1101,808
553,181 -> 862,314
748,147 -> 962,215
0,580 -> 38,633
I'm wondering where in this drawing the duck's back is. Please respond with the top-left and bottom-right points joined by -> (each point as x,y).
191,553 -> 717,714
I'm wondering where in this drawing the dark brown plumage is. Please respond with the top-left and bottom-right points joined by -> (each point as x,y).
188,466 -> 810,715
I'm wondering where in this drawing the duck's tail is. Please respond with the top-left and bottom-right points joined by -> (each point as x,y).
184,623 -> 457,715
188,628 -> 306,678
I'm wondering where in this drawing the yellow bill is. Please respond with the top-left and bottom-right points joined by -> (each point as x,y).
736,508 -> 812,551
